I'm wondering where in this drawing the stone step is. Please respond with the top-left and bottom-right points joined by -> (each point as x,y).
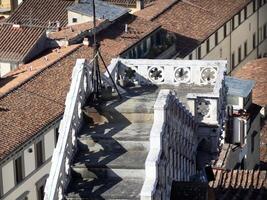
78,135 -> 149,152
79,122 -> 152,142
66,177 -> 143,200
83,91 -> 158,124
72,166 -> 145,179
72,151 -> 148,172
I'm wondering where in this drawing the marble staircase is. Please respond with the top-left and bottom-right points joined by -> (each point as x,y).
66,87 -> 158,199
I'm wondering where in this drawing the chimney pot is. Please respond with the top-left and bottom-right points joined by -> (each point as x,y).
136,0 -> 144,10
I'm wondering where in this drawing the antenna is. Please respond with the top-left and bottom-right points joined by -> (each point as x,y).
91,0 -> 121,100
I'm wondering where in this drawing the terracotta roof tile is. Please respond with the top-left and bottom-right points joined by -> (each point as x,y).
0,24 -> 45,62
0,45 -> 81,96
98,14 -> 160,58
6,0 -> 73,27
134,0 -> 177,21
232,58 -> 267,107
210,169 -> 267,199
48,20 -> 106,40
135,0 -> 250,42
0,14 -> 158,161
105,0 -> 157,7
0,45 -> 92,161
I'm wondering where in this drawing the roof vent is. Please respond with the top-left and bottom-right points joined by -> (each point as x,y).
13,24 -> 21,28
125,24 -> 128,33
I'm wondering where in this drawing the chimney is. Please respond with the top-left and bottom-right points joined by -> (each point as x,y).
136,0 -> 144,10
125,24 -> 128,33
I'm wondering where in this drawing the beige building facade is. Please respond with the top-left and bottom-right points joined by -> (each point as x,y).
184,0 -> 267,73
0,123 -> 59,200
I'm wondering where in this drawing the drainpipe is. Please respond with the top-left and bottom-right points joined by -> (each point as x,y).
257,1 -> 259,58
136,0 -> 144,10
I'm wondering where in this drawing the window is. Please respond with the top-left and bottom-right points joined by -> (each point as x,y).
232,18 -> 235,31
143,40 -> 147,53
238,12 -> 241,25
244,41 -> 247,57
259,0 -> 262,7
189,54 -> 192,60
253,0 -> 256,12
16,192 -> 29,200
36,175 -> 48,200
36,140 -> 44,168
72,18 -> 77,23
238,46 -> 242,63
259,27 -> 262,42
206,39 -> 210,54
137,45 -> 142,57
156,32 -> 161,45
232,52 -> 235,69
224,24 -> 227,38
251,131 -> 258,153
264,24 -> 267,39
55,127 -> 59,147
132,48 -> 136,58
198,47 -> 201,59
37,185 -> 45,200
215,31 -> 218,46
15,156 -> 24,185
253,33 -> 256,49
244,6 -> 247,19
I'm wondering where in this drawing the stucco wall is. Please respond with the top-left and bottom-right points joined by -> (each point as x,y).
0,124 -> 58,200
68,11 -> 92,25
0,62 -> 12,77
245,113 -> 261,169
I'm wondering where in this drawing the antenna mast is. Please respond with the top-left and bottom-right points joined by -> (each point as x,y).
91,0 -> 121,100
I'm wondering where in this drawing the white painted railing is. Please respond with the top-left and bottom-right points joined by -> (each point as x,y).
44,59 -> 93,200
141,90 -> 198,200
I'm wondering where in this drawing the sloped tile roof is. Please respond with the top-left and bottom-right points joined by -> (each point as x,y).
135,0 -> 250,42
232,58 -> 267,107
6,0 -> 73,27
0,45 -> 90,161
0,24 -> 45,62
48,19 -> 106,40
0,14 -> 159,162
210,169 -> 267,199
97,14 -> 160,59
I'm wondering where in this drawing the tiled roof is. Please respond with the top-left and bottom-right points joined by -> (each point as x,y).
0,45 -> 91,161
104,0 -> 156,7
0,24 -> 45,62
134,0 -> 177,20
209,169 -> 267,199
0,45 -> 81,96
67,0 -> 129,22
48,20 -> 106,41
214,143 -> 237,169
0,14 -> 158,161
97,14 -> 160,62
232,58 -> 267,107
6,0 -> 73,27
135,0 -> 250,42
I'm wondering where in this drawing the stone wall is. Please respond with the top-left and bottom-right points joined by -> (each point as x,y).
141,90 -> 198,200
